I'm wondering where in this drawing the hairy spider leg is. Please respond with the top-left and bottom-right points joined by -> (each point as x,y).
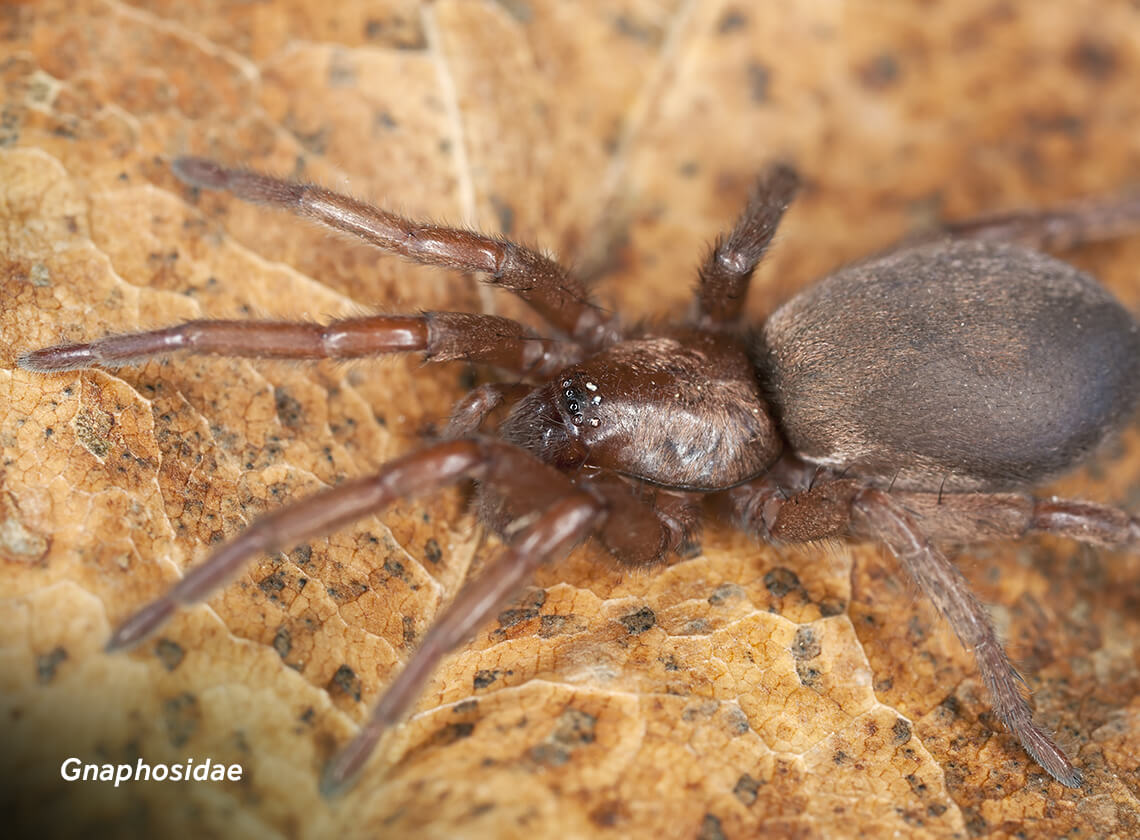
852,489 -> 1084,788
103,438 -> 604,793
884,491 -> 1140,550
321,492 -> 601,797
171,157 -> 619,348
919,190 -> 1140,252
694,162 -> 799,327
730,466 -> 1140,788
18,310 -> 580,376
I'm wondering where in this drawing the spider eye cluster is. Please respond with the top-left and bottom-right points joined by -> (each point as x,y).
560,378 -> 602,428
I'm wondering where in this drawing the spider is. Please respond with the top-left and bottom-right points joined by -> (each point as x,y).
19,157 -> 1140,797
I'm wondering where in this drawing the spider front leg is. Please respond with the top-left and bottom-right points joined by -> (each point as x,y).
172,157 -> 619,347
103,438 -> 604,794
19,311 -> 579,377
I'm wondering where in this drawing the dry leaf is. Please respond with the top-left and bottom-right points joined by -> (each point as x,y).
2,1 -> 1140,838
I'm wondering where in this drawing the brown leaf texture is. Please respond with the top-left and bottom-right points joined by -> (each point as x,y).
2,1 -> 1140,838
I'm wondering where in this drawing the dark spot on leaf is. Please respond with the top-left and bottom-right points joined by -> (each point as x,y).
273,387 -> 304,428
428,721 -> 475,747
619,606 -> 656,635
329,665 -> 362,702
258,569 -> 286,595
374,109 -> 398,131
424,537 -> 442,563
531,707 -> 597,765
539,613 -> 581,637
718,9 -> 747,33
791,626 -> 821,660
697,813 -> 726,840
612,13 -> 662,45
733,773 -> 760,805
402,615 -> 417,646
906,773 -> 928,798
833,749 -> 848,764
722,705 -> 750,734
474,669 -> 501,689
154,639 -> 184,671
489,195 -> 514,235
963,807 -> 988,835
680,618 -> 712,635
893,717 -> 913,745
551,707 -> 596,746
327,50 -> 356,87
163,693 -> 200,747
708,583 -> 745,605
497,607 -> 539,629
273,626 -> 292,659
35,646 -> 68,684
795,663 -> 822,688
747,62 -> 770,102
818,597 -> 846,617
493,0 -> 533,23
589,800 -> 626,827
73,406 -> 112,459
859,53 -> 901,89
764,567 -> 801,598
1070,39 -> 1117,80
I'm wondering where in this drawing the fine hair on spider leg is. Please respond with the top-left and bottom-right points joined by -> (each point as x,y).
20,155 -> 1140,794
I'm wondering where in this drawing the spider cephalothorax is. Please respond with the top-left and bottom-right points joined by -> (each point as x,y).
19,157 -> 1140,795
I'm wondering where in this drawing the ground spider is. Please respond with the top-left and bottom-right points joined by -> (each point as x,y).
19,157 -> 1140,795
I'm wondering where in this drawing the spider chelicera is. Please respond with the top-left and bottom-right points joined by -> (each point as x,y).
19,157 -> 1140,795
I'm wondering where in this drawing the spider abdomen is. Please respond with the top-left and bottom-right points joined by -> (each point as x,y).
760,239 -> 1140,491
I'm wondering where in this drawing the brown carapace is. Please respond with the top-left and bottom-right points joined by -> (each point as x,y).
19,158 -> 1140,795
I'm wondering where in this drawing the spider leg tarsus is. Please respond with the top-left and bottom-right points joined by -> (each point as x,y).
105,597 -> 177,652
18,344 -> 99,373
172,156 -> 230,190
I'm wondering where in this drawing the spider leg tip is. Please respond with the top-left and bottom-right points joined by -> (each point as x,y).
171,156 -> 228,189
318,757 -> 359,800
105,598 -> 177,653
17,345 -> 92,373
1055,765 -> 1085,789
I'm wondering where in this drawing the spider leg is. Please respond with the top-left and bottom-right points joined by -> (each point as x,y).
445,382 -> 534,438
172,157 -> 618,348
584,472 -> 701,565
886,491 -> 1140,551
921,191 -> 1140,252
106,438 -> 596,649
18,311 -> 579,377
694,163 -> 799,327
104,437 -> 604,794
322,491 -> 601,797
852,488 -> 1083,788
